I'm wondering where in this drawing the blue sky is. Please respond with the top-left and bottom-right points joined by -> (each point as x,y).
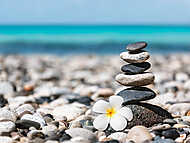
0,0 -> 190,25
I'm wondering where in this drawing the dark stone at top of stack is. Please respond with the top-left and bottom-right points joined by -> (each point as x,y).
126,42 -> 147,52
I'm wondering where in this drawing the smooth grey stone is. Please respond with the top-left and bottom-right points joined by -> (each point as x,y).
126,103 -> 172,129
117,87 -> 156,105
120,50 -> 150,63
163,119 -> 177,125
121,62 -> 151,74
162,129 -> 180,140
115,72 -> 154,86
126,42 -> 147,51
153,136 -> 175,143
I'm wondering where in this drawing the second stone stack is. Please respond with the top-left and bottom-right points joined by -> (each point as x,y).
115,42 -> 156,105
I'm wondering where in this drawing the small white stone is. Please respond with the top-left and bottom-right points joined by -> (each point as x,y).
0,109 -> 16,122
16,104 -> 35,117
42,125 -> 57,136
53,105 -> 86,121
0,136 -> 13,143
0,121 -> 15,135
108,132 -> 128,142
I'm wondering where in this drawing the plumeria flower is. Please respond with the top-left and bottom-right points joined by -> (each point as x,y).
92,96 -> 133,131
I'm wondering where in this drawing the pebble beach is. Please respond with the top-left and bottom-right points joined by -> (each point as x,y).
0,52 -> 190,143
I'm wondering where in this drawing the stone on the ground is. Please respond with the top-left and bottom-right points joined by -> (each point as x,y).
15,104 -> 35,117
117,86 -> 156,104
108,132 -> 127,143
115,72 -> 154,86
65,128 -> 97,141
120,50 -> 150,63
0,95 -> 8,107
27,130 -> 44,139
0,81 -> 15,98
168,103 -> 190,115
121,62 -> 151,74
21,113 -> 46,127
52,105 -> 87,121
42,125 -> 57,137
0,121 -> 15,135
162,129 -> 180,140
126,42 -> 147,52
0,109 -> 17,122
97,88 -> 114,97
125,103 -> 172,128
0,136 -> 13,143
15,119 -> 41,129
126,126 -> 152,143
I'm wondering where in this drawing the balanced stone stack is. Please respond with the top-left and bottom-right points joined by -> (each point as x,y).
115,42 -> 172,128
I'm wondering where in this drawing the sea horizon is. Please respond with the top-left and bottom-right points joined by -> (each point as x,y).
0,25 -> 189,55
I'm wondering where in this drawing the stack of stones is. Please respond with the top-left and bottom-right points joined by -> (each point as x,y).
115,42 -> 172,128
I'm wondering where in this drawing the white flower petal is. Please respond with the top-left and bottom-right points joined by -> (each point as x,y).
118,107 -> 133,121
110,114 -> 127,131
93,100 -> 110,113
93,114 -> 109,130
109,96 -> 123,110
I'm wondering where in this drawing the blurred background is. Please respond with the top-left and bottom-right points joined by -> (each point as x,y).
0,0 -> 190,55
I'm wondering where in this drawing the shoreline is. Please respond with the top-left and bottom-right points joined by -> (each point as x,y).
0,53 -> 189,142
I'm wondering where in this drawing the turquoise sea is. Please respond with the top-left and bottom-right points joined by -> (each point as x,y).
0,25 -> 190,54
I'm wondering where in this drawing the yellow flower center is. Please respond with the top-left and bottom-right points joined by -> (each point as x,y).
106,107 -> 116,118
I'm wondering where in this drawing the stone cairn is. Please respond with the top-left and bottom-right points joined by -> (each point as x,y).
115,42 -> 172,128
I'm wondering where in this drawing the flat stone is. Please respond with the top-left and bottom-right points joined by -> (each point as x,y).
126,42 -> 147,51
120,50 -> 150,63
65,128 -> 97,141
121,62 -> 151,74
126,126 -> 152,143
15,120 -> 41,129
125,103 -> 172,128
115,72 -> 154,86
117,87 -> 156,105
